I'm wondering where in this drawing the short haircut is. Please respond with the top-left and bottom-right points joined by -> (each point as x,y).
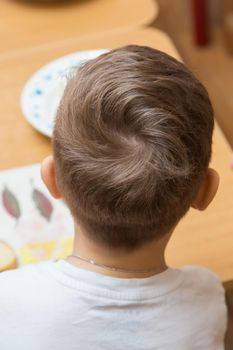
53,45 -> 214,250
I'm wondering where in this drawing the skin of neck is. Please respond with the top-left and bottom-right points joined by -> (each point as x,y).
65,222 -> 173,279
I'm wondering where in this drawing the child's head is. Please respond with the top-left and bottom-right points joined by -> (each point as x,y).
47,45 -> 217,250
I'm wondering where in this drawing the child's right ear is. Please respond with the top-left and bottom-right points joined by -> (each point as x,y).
41,155 -> 62,199
191,168 -> 219,211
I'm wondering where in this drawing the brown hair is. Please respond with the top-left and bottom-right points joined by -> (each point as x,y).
53,45 -> 214,250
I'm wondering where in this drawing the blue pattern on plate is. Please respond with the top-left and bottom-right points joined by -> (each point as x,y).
35,89 -> 43,96
43,74 -> 52,80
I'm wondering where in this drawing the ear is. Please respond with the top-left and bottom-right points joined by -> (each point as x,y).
191,168 -> 219,211
41,155 -> 62,199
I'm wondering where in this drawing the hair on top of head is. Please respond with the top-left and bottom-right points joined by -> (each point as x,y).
53,45 -> 214,250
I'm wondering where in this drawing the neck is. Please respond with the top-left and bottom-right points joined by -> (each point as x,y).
65,224 -> 172,278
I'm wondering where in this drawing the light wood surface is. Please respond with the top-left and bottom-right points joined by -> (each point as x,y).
1,26 -> 233,282
153,0 -> 233,148
0,0 -> 157,54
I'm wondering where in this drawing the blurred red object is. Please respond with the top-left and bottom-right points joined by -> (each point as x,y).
192,0 -> 209,45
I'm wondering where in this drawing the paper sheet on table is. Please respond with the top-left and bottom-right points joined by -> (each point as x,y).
0,164 -> 74,266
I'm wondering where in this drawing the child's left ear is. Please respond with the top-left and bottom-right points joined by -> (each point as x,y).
41,155 -> 62,199
191,168 -> 219,211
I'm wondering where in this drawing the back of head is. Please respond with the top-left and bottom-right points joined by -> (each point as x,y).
53,45 -> 214,250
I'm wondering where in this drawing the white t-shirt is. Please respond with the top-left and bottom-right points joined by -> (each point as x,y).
0,260 -> 227,349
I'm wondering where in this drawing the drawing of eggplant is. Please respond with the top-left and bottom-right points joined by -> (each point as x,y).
32,188 -> 53,221
2,187 -> 21,220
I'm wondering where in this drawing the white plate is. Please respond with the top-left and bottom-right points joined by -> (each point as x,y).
20,49 -> 108,137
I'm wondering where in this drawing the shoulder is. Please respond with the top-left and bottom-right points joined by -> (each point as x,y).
178,265 -> 227,331
0,264 -> 37,287
0,262 -> 54,302
178,265 -> 226,307
0,262 -> 45,283
180,265 -> 225,295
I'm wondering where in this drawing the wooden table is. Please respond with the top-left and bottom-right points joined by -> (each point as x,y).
0,0 -> 157,53
1,25 -> 233,283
